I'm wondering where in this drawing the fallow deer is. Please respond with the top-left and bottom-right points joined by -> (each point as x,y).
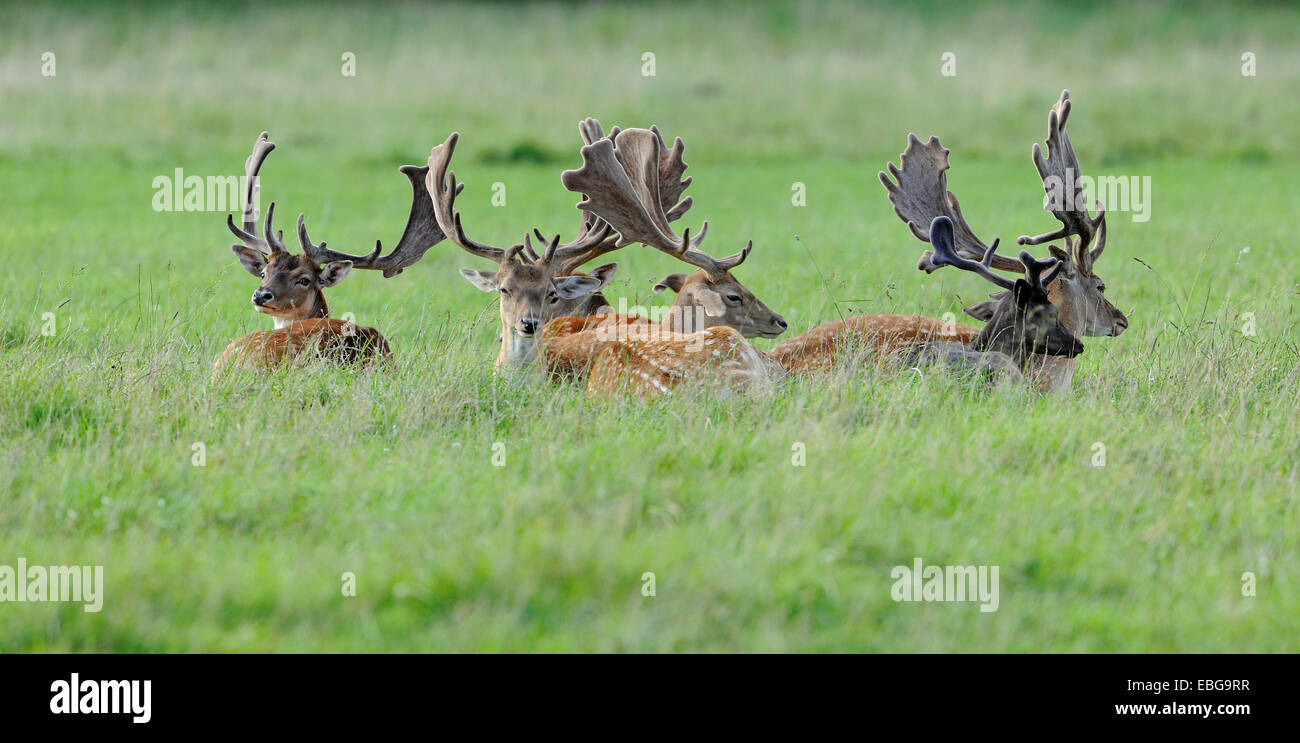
766,216 -> 1082,384
213,131 -> 450,374
881,90 -> 1127,391
561,121 -> 1024,389
561,120 -> 789,341
899,217 -> 1082,373
425,131 -> 639,370
546,124 -> 789,395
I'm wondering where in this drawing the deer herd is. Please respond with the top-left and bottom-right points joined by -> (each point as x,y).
214,90 -> 1128,395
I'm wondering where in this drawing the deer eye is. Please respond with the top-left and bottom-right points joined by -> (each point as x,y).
1097,282 -> 1106,293
548,292 -> 559,304
297,277 -> 311,287
499,287 -> 510,296
725,294 -> 741,303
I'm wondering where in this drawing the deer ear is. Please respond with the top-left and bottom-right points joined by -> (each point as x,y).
963,300 -> 998,322
552,274 -> 603,299
585,263 -> 618,291
459,268 -> 499,292
317,260 -> 353,288
695,287 -> 727,317
232,245 -> 267,277
1047,246 -> 1075,277
653,273 -> 689,294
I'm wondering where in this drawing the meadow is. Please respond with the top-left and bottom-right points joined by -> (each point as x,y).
0,0 -> 1296,651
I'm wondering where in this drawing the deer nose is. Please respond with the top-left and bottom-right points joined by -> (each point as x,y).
1113,316 -> 1129,335
773,314 -> 788,330
519,318 -> 540,335
252,289 -> 274,306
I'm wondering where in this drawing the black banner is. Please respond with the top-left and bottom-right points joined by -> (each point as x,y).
0,653 -> 1285,731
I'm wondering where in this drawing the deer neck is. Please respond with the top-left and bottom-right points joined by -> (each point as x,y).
572,292 -> 611,317
972,321 -> 1027,367
271,290 -> 329,329
662,300 -> 709,335
497,327 -> 540,369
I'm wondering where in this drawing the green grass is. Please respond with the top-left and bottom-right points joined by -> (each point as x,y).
1,0 -> 1297,651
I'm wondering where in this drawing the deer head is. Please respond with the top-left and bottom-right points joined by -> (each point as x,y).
427,132 -> 626,369
225,131 -> 456,329
562,123 -> 787,340
228,204 -> 355,328
1015,90 -> 1127,339
651,253 -> 787,338
926,217 -> 1082,365
880,90 -> 1127,343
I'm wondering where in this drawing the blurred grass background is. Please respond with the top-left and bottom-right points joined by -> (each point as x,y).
0,0 -> 1296,651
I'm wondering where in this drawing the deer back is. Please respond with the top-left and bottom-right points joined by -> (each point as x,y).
767,314 -> 980,375
213,318 -> 391,375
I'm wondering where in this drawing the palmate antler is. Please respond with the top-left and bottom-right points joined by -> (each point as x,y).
879,134 -> 1025,274
1017,89 -> 1107,276
576,118 -> 693,231
425,131 -> 617,274
224,131 -> 454,276
927,217 -> 1061,295
562,127 -> 750,277
299,163 -> 452,277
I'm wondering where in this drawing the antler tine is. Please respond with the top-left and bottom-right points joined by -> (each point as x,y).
241,131 -> 275,235
347,163 -> 458,277
514,234 -> 538,265
881,134 -> 1025,274
521,233 -> 542,262
503,244 -> 525,265
712,239 -> 752,272
651,125 -> 692,221
298,213 -> 382,268
1019,251 -> 1063,294
580,117 -> 608,146
1017,90 -> 1105,276
926,217 -> 1016,291
542,233 -> 560,264
426,132 -> 507,263
534,220 -> 622,275
1089,210 -> 1107,264
227,213 -> 272,255
226,131 -> 276,253
263,202 -> 287,255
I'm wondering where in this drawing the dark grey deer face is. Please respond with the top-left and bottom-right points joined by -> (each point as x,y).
924,216 -> 1083,366
975,278 -> 1083,362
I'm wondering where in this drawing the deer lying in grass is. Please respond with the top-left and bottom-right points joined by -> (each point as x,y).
545,123 -> 789,395
213,133 -> 457,374
896,216 -> 1082,378
881,90 -> 1127,391
768,216 -> 1083,385
562,119 -> 788,342
424,130 -> 638,370
213,131 -> 456,375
